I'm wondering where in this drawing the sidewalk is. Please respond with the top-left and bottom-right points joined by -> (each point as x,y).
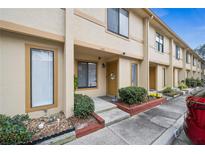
66,95 -> 187,145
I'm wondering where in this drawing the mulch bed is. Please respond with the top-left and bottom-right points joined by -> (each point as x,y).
26,111 -> 105,143
26,111 -> 74,142
116,97 -> 167,116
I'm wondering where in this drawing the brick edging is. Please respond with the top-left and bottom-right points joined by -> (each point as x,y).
75,112 -> 105,138
116,98 -> 167,116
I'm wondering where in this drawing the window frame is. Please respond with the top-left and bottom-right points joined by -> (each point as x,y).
156,32 -> 164,53
77,61 -> 98,89
131,63 -> 138,86
107,8 -> 129,38
163,67 -> 166,87
186,52 -> 190,64
175,45 -> 180,60
25,44 -> 58,112
193,57 -> 196,66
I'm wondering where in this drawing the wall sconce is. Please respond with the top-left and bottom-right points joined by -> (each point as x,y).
102,63 -> 106,68
123,52 -> 125,55
98,57 -> 101,60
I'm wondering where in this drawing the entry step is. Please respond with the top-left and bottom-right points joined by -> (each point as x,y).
98,108 -> 130,126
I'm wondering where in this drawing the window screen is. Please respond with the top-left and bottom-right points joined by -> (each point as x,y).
131,64 -> 137,86
31,48 -> 54,108
78,62 -> 97,88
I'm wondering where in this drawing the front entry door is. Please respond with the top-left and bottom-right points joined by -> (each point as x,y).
149,66 -> 156,90
107,61 -> 118,96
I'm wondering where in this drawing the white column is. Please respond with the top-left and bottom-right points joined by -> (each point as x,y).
139,18 -> 149,90
64,8 -> 74,118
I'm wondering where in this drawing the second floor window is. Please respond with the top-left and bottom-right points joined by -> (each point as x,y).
107,8 -> 129,37
156,33 -> 164,53
186,52 -> 190,64
175,45 -> 180,60
193,57 -> 196,66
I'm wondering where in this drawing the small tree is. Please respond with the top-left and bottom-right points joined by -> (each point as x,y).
74,75 -> 78,92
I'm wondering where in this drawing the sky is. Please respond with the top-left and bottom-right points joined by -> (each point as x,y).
151,8 -> 205,49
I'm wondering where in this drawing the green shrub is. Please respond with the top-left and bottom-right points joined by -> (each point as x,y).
118,86 -> 148,105
162,86 -> 173,94
74,94 -> 95,119
186,78 -> 197,88
196,78 -> 203,87
74,75 -> 78,92
0,114 -> 33,145
178,82 -> 188,90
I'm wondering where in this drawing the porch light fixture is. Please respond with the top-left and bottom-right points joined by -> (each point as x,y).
102,63 -> 106,68
123,52 -> 125,55
98,56 -> 101,60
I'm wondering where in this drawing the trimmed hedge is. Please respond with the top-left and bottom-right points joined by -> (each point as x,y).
118,86 -> 148,105
0,114 -> 33,145
74,94 -> 95,119
185,78 -> 203,88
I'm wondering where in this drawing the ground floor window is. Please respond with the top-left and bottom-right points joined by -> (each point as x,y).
78,61 -> 97,88
131,63 -> 138,86
26,44 -> 58,112
163,67 -> 166,87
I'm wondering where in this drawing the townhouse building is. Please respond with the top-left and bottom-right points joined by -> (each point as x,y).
0,8 -> 204,118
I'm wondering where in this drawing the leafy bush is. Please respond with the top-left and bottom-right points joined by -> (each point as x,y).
162,86 -> 182,97
178,82 -> 188,90
74,94 -> 95,119
0,114 -> 33,145
118,86 -> 148,105
186,78 -> 197,88
196,78 -> 203,87
162,86 -> 173,94
74,75 -> 78,92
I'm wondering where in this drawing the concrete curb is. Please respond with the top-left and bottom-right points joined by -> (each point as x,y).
151,113 -> 185,145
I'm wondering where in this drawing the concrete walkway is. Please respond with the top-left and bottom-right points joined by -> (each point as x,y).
66,95 -> 187,145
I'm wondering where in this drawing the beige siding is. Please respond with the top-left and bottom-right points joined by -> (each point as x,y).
1,31 -> 64,118
118,57 -> 140,89
0,30 -> 2,113
149,25 -> 170,65
0,8 -> 65,36
73,9 -> 144,60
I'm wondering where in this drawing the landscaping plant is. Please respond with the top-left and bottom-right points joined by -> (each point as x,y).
74,94 -> 95,119
118,86 -> 148,105
74,75 -> 78,92
185,78 -> 197,88
0,114 -> 33,145
178,82 -> 188,90
149,92 -> 162,98
162,86 -> 181,97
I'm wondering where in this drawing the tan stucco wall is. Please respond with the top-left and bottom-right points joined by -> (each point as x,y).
74,51 -> 107,97
0,30 -> 2,113
0,9 -> 65,36
118,57 -> 140,89
73,9 -> 144,60
149,25 -> 170,65
1,31 -> 64,118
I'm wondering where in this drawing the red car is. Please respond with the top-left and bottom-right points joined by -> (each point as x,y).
184,92 -> 205,144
